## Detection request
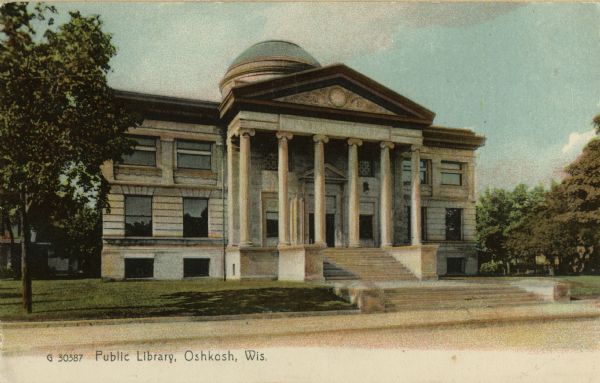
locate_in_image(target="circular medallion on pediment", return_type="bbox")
[328,86,348,107]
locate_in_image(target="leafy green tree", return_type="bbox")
[507,117,600,274]
[0,3,138,312]
[476,184,546,273]
[26,193,102,277]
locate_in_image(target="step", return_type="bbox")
[385,300,547,312]
[385,293,541,305]
[385,286,525,295]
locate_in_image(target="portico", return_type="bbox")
[224,111,432,280]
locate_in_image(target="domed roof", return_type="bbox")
[228,40,321,70]
[220,40,320,97]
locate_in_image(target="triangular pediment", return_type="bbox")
[275,85,395,116]
[225,64,436,124]
[301,164,347,181]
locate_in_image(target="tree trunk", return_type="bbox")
[3,211,15,269]
[20,192,32,313]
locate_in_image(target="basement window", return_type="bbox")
[183,258,210,277]
[124,258,154,279]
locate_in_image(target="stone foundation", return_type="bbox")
[101,244,225,280]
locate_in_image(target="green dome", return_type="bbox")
[228,40,321,70]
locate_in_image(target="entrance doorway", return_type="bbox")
[308,213,336,247]
[326,214,335,247]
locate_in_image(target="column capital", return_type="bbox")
[313,134,329,144]
[276,131,293,141]
[380,141,395,150]
[347,138,363,147]
[410,144,422,152]
[237,128,256,137]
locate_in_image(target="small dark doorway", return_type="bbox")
[308,213,335,247]
[308,213,315,244]
[446,257,465,275]
[326,214,335,247]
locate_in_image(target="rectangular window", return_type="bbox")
[358,159,373,177]
[266,211,278,238]
[177,140,212,170]
[183,198,208,237]
[263,151,293,171]
[124,258,154,279]
[264,152,278,171]
[183,258,210,277]
[402,159,429,185]
[359,214,374,240]
[121,136,157,166]
[445,208,463,241]
[406,206,428,242]
[441,161,463,186]
[125,196,152,237]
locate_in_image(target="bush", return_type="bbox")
[480,260,503,275]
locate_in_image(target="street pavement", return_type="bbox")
[1,301,599,383]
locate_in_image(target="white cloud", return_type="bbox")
[561,129,596,154]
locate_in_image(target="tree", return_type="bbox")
[476,184,546,273]
[30,194,103,277]
[0,3,138,312]
[507,117,600,274]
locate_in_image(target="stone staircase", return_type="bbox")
[322,248,417,282]
[383,283,545,312]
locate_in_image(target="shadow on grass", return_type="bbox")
[0,292,21,299]
[0,287,355,321]
[159,287,353,316]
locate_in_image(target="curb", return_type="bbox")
[1,302,599,355]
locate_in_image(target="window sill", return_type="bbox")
[175,168,217,179]
[116,164,157,169]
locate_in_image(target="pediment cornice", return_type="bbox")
[219,64,436,128]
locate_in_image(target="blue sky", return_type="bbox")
[53,2,600,193]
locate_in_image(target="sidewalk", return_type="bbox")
[2,300,599,355]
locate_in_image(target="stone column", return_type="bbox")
[313,135,329,247]
[347,138,363,247]
[380,141,394,247]
[238,128,255,247]
[277,131,293,246]
[226,135,237,246]
[410,145,422,246]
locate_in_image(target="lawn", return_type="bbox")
[552,275,600,298]
[0,279,355,322]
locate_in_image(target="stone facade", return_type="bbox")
[101,40,485,280]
